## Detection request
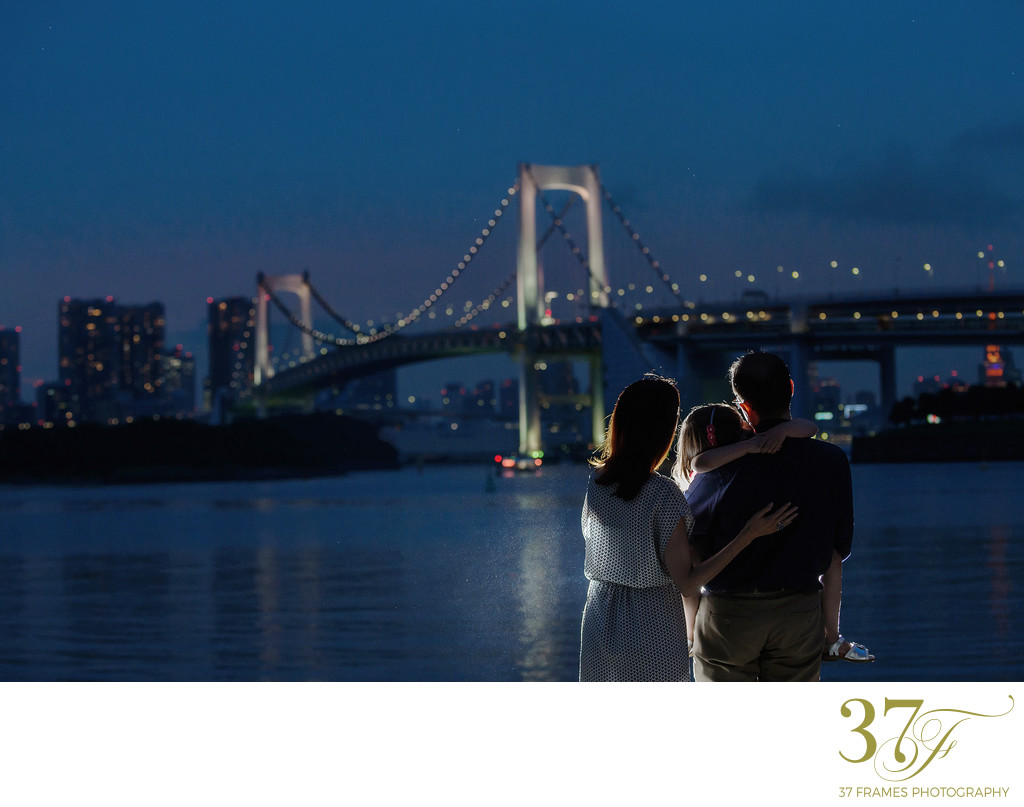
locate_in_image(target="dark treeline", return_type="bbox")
[889,383,1024,426]
[0,412,400,484]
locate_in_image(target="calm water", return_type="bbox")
[0,461,1021,681]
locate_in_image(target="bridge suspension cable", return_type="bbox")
[303,270,364,334]
[599,182,690,306]
[260,181,520,346]
[453,196,578,328]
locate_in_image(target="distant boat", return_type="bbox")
[494,452,543,472]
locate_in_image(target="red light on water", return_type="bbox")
[494,455,502,463]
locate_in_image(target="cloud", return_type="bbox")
[748,125,1023,229]
[950,121,1024,155]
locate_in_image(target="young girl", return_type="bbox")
[672,403,817,656]
[674,403,817,487]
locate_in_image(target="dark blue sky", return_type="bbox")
[2,2,1023,399]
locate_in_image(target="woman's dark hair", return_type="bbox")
[672,403,746,484]
[589,375,680,501]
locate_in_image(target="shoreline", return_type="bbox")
[0,411,400,486]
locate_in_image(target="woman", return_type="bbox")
[579,376,796,681]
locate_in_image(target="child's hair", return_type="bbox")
[672,403,746,484]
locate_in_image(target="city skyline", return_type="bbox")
[3,3,1022,401]
[1,284,1019,419]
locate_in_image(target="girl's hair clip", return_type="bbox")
[706,424,718,447]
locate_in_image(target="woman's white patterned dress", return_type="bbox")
[579,472,694,681]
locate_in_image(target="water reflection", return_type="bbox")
[0,464,1020,681]
[987,525,1012,644]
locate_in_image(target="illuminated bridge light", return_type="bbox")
[700,313,709,321]
[932,310,939,317]
[853,312,861,319]
[917,313,924,320]
[976,310,984,317]
[956,312,963,319]
[791,271,800,279]
[682,314,690,322]
[891,311,899,318]
[699,274,708,282]
[830,260,838,268]
[818,312,827,320]
[747,274,755,282]
[851,267,860,275]
[734,270,742,278]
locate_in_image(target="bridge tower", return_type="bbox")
[516,163,610,455]
[255,273,315,386]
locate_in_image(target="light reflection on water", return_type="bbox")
[0,462,1021,681]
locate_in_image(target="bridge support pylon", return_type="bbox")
[255,272,315,387]
[516,163,610,456]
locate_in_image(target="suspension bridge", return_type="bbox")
[248,163,1024,454]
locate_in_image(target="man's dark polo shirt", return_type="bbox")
[685,420,854,594]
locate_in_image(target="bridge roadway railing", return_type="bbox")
[637,288,1024,351]
[256,287,1024,403]
[256,319,603,398]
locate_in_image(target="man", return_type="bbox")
[685,351,854,681]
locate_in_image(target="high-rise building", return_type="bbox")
[981,345,1019,387]
[59,297,121,423]
[0,327,20,425]
[36,381,71,426]
[206,296,256,408]
[57,297,172,424]
[469,379,497,415]
[334,369,397,410]
[163,344,197,415]
[498,377,518,418]
[118,302,165,402]
[441,381,467,413]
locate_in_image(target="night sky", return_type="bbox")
[3,2,1023,401]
